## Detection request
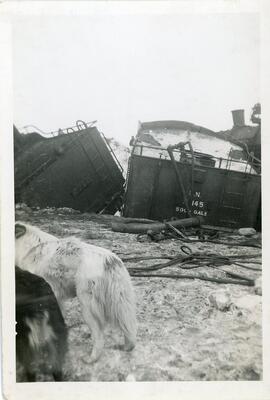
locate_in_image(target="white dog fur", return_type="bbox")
[15,222,137,363]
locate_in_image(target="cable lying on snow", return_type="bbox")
[125,247,261,287]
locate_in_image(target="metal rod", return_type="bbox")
[167,146,192,217]
[130,272,254,286]
[99,131,124,173]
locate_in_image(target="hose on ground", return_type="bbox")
[125,247,260,286]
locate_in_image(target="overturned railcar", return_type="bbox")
[123,138,261,230]
[14,123,125,214]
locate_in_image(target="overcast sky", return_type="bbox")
[13,12,259,145]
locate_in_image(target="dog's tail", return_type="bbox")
[103,255,137,349]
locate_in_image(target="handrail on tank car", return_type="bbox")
[131,143,261,174]
[20,121,98,137]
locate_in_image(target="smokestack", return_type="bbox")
[231,109,245,127]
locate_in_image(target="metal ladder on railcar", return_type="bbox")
[217,173,250,228]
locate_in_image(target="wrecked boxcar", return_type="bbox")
[123,118,261,230]
[14,122,125,214]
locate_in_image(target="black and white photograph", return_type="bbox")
[1,1,270,399]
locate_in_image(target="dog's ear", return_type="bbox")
[15,223,26,239]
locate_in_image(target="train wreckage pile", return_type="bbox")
[14,115,262,380]
[14,114,261,231]
[14,118,262,291]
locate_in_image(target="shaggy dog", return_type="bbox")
[15,222,137,363]
[16,266,67,381]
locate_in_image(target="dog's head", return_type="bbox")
[15,223,27,239]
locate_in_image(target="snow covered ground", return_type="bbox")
[15,206,262,381]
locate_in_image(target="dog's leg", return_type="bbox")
[123,333,136,351]
[53,370,63,382]
[115,333,136,352]
[77,290,105,363]
[82,305,104,363]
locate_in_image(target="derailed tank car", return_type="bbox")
[123,121,261,230]
[14,122,125,214]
